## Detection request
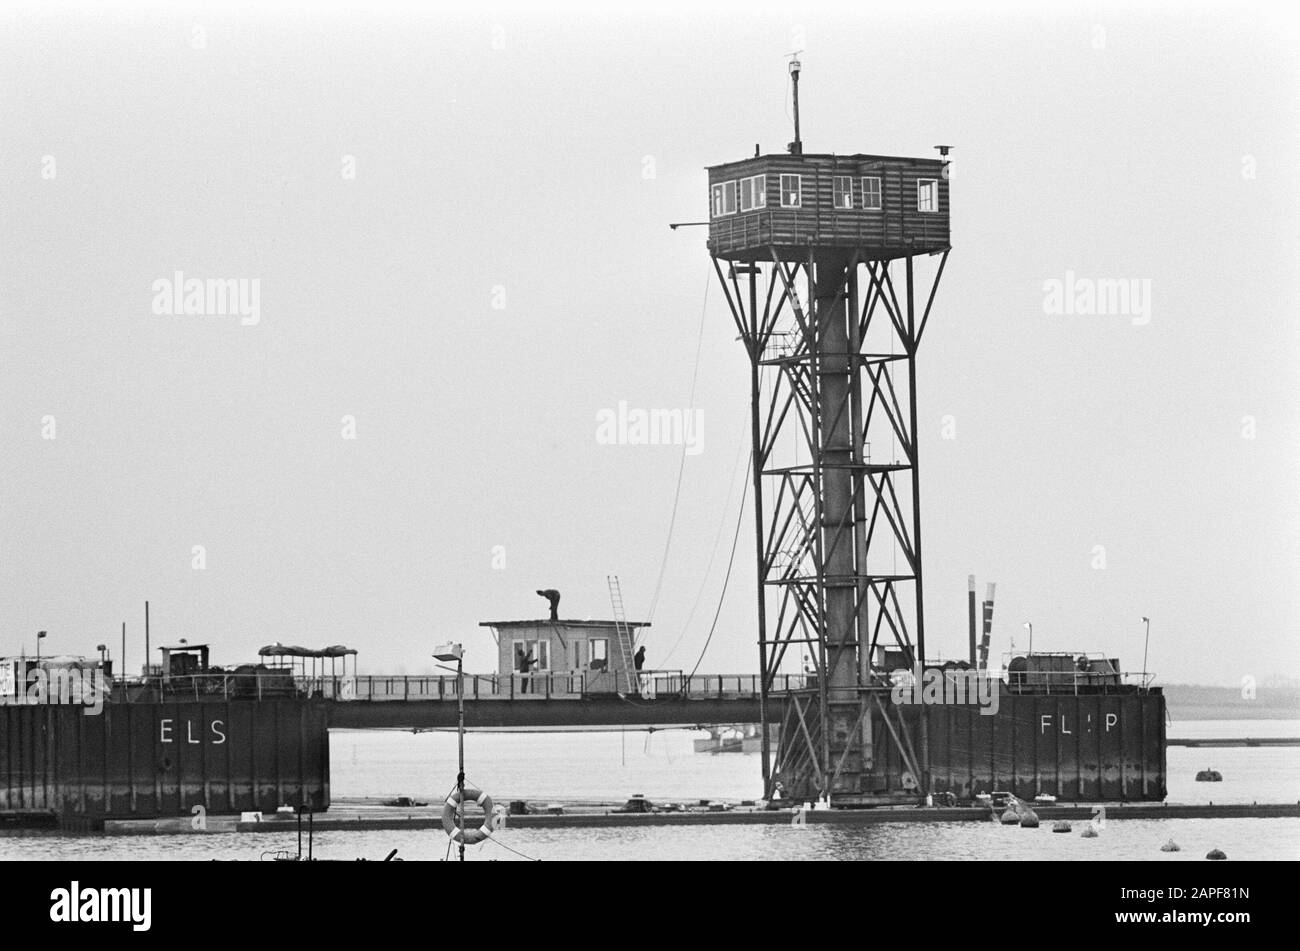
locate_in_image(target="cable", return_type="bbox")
[645,267,711,624]
[488,835,542,862]
[682,453,752,683]
[660,424,749,666]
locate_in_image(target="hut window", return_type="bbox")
[712,181,738,217]
[780,174,802,208]
[589,638,608,671]
[512,639,549,671]
[832,176,853,209]
[862,176,882,210]
[740,174,766,212]
[917,179,938,213]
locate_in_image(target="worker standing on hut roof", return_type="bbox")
[634,646,646,671]
[536,588,560,621]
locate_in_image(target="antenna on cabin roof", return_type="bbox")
[787,52,803,155]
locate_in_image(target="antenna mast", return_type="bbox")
[787,53,803,155]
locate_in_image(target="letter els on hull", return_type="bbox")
[1040,714,1120,734]
[159,719,226,745]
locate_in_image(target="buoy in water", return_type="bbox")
[1160,838,1180,852]
[1019,808,1039,828]
[1052,820,1072,833]
[1206,848,1227,861]
[1081,823,1099,838]
[999,808,1021,825]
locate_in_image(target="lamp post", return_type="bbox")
[36,631,47,663]
[434,642,466,862]
[1023,622,1032,655]
[1141,616,1150,690]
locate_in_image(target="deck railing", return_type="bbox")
[92,670,809,704]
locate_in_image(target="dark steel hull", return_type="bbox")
[778,689,1167,805]
[0,699,329,826]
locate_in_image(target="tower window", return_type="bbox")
[712,181,738,217]
[917,179,938,213]
[740,174,766,212]
[780,174,802,208]
[862,176,882,210]
[832,176,853,209]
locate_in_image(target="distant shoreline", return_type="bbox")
[1163,684,1299,722]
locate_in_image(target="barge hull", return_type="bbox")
[0,699,329,822]
[779,690,1167,804]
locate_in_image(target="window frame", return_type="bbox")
[721,180,738,216]
[917,178,939,214]
[862,176,882,211]
[712,181,739,218]
[832,176,854,210]
[511,638,550,672]
[779,174,803,208]
[589,638,608,670]
[739,174,767,212]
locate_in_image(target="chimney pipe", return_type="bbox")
[980,583,996,670]
[967,576,977,667]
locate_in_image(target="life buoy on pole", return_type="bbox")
[442,786,495,845]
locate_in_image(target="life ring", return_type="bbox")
[442,786,495,845]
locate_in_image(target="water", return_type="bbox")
[2,817,1296,862]
[1,720,1296,861]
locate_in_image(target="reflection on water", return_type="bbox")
[1,818,1297,862]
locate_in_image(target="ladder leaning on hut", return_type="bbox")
[606,575,639,695]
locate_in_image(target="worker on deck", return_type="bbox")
[633,646,646,672]
[516,646,537,694]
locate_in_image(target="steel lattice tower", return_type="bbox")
[703,64,951,804]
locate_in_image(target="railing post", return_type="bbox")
[474,676,479,700]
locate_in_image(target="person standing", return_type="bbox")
[633,646,646,672]
[517,646,536,694]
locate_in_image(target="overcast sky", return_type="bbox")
[1,1,1297,686]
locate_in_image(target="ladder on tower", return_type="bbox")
[607,575,639,695]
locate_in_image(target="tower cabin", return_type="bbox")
[706,152,950,263]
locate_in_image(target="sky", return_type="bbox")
[1,1,1297,687]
